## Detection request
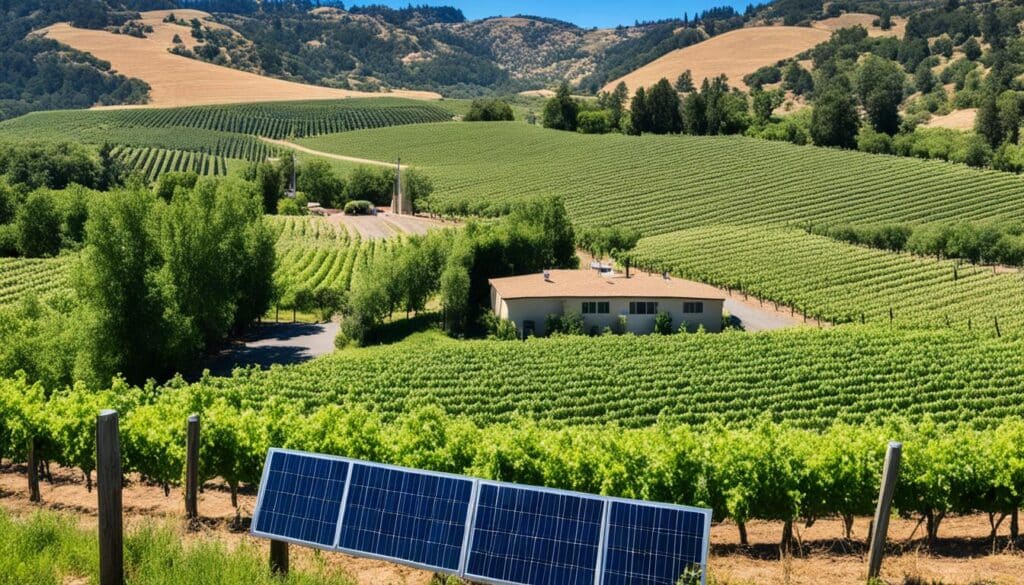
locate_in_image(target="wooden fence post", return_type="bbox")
[27,437,40,503]
[867,441,903,582]
[97,410,123,585]
[995,316,1002,338]
[270,540,289,575]
[185,414,200,521]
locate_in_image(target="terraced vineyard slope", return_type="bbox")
[625,226,1024,334]
[209,328,1024,430]
[299,123,1024,235]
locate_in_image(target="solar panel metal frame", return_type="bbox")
[598,496,713,585]
[251,450,713,585]
[251,448,480,574]
[334,459,478,574]
[250,448,351,553]
[461,480,611,585]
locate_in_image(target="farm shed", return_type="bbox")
[489,269,725,337]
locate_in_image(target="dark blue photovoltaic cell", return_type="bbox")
[466,484,604,585]
[601,502,707,585]
[254,452,349,547]
[338,464,474,571]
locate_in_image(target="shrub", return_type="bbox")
[654,312,673,335]
[576,110,612,134]
[464,99,514,122]
[343,200,373,215]
[276,198,302,215]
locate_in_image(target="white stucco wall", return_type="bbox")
[492,291,724,336]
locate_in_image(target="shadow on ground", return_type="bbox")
[201,321,339,377]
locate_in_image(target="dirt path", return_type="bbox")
[324,211,454,240]
[201,321,340,377]
[2,464,1022,585]
[261,138,401,168]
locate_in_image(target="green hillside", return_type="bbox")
[299,123,1024,235]
[209,327,1024,430]
[626,225,1024,333]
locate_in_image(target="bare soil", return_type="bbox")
[605,27,831,94]
[2,464,1021,584]
[924,109,978,131]
[36,11,440,108]
[812,12,907,38]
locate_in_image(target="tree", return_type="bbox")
[74,187,166,385]
[344,166,392,206]
[542,82,579,132]
[628,87,650,134]
[646,78,683,134]
[298,159,344,207]
[577,110,612,134]
[915,61,937,94]
[601,82,629,129]
[464,99,514,122]
[976,89,1003,148]
[16,191,62,258]
[810,89,860,149]
[782,62,814,96]
[962,37,982,61]
[252,161,283,213]
[681,91,707,135]
[675,70,694,92]
[154,171,198,202]
[997,90,1023,146]
[856,55,905,135]
[752,90,784,125]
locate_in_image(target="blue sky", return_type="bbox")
[350,1,748,28]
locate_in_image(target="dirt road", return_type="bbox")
[261,138,400,168]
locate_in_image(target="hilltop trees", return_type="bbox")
[855,55,905,135]
[810,85,860,149]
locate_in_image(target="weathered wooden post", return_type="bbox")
[26,437,40,503]
[97,410,123,585]
[270,540,289,575]
[867,441,902,582]
[995,316,1002,338]
[185,414,200,520]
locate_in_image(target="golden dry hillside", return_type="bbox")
[37,10,440,108]
[812,12,907,38]
[604,26,831,94]
[923,108,978,130]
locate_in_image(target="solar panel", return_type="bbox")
[337,463,475,572]
[600,500,711,585]
[464,482,606,585]
[251,450,349,549]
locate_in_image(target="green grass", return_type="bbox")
[626,225,1024,334]
[298,122,1024,235]
[210,326,1024,430]
[0,509,354,585]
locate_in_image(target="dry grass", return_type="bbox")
[604,26,831,94]
[36,10,440,109]
[812,12,907,38]
[924,108,978,131]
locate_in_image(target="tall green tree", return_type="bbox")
[74,187,166,385]
[976,89,1003,148]
[15,191,62,258]
[856,55,905,135]
[811,88,860,149]
[298,159,345,208]
[542,82,579,132]
[646,78,683,134]
[629,87,650,135]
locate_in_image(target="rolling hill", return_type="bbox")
[603,26,831,93]
[298,122,1024,234]
[37,10,441,107]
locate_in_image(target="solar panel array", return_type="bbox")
[252,449,712,585]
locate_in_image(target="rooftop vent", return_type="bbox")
[543,270,551,282]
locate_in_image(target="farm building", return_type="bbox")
[489,269,725,337]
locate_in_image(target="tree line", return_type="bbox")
[805,221,1024,267]
[0,177,275,390]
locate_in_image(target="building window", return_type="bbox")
[629,301,658,315]
[582,301,610,314]
[683,302,704,314]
